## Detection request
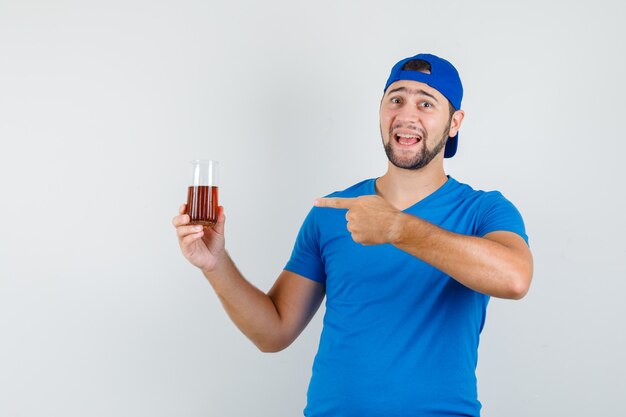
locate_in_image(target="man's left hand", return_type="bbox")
[314,196,404,245]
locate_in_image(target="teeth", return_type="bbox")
[396,133,419,139]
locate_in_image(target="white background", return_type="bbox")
[1,0,625,416]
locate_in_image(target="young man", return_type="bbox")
[173,53,533,416]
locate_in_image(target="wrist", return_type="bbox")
[201,249,229,276]
[388,212,409,245]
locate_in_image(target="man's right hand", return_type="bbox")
[172,202,325,353]
[172,204,226,272]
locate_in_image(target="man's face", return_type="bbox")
[379,79,458,170]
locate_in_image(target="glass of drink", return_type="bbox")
[187,160,219,227]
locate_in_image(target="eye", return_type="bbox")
[390,97,402,104]
[420,101,433,108]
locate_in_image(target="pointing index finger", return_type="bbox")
[314,197,355,209]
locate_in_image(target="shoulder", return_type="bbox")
[447,176,512,206]
[324,178,376,199]
[449,177,528,243]
[302,178,374,222]
[304,178,375,226]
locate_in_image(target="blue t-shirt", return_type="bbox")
[285,176,528,417]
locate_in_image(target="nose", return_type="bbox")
[395,102,420,126]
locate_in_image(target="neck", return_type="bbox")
[375,158,448,211]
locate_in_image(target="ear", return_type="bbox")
[448,110,465,138]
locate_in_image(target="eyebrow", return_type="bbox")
[386,86,439,103]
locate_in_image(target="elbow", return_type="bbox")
[506,268,533,300]
[508,279,529,300]
[257,344,284,353]
[255,338,290,353]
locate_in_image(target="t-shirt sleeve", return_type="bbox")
[284,208,326,284]
[476,191,529,245]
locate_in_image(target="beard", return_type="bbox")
[382,121,451,170]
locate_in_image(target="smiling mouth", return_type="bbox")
[394,132,422,146]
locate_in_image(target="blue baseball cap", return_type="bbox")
[384,53,463,158]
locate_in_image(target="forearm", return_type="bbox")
[392,213,532,299]
[202,253,284,352]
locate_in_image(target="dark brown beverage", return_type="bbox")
[187,185,219,226]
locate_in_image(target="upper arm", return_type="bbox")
[267,270,326,349]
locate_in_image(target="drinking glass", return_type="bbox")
[186,160,219,227]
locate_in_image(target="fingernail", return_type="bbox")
[193,225,203,231]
